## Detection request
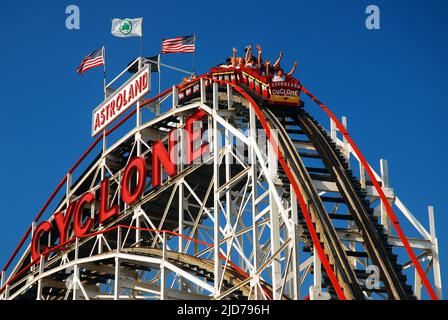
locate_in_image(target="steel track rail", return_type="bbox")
[300,86,438,300]
[293,110,412,299]
[262,107,365,299]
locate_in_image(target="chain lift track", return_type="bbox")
[0,66,442,300]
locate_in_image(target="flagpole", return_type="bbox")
[192,35,196,75]
[139,18,144,65]
[158,54,161,96]
[103,46,107,99]
[139,34,143,60]
[102,46,107,160]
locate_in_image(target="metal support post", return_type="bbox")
[290,187,300,300]
[428,206,442,299]
[178,114,185,253]
[73,238,79,300]
[114,257,120,300]
[161,232,167,300]
[212,82,222,297]
[36,255,44,300]
[380,159,391,233]
[249,103,261,299]
[268,139,281,299]
[173,86,179,108]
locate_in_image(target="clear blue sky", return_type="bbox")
[0,0,446,298]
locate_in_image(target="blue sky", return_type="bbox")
[0,0,446,298]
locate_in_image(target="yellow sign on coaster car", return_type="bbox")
[269,81,302,106]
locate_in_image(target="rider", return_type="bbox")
[272,61,299,82]
[232,47,245,69]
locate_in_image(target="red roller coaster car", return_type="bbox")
[176,67,302,106]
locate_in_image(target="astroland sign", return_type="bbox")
[92,65,149,136]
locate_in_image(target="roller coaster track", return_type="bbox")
[262,106,366,299]
[299,87,439,300]
[262,106,414,299]
[0,68,439,300]
[229,80,437,299]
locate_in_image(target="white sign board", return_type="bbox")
[91,65,150,136]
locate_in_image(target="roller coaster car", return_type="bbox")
[208,67,302,106]
[177,78,201,103]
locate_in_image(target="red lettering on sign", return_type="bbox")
[121,157,147,204]
[152,141,177,187]
[117,93,123,111]
[99,178,119,224]
[110,100,116,118]
[129,83,135,101]
[31,107,214,260]
[100,109,106,125]
[142,74,148,90]
[135,77,142,93]
[123,90,128,107]
[94,114,100,131]
[73,192,95,237]
[31,221,52,262]
[54,201,77,245]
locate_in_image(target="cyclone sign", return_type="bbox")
[32,109,209,262]
[269,81,302,105]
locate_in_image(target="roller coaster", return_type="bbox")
[0,58,442,300]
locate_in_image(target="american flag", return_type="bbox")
[161,35,195,54]
[77,47,105,74]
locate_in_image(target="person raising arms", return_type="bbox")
[273,51,283,70]
[244,45,259,69]
[262,59,276,77]
[272,61,299,82]
[232,47,245,68]
[256,44,263,68]
[245,45,252,65]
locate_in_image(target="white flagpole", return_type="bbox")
[139,37,143,62]
[102,45,107,156]
[192,35,196,75]
[158,54,161,96]
[103,46,107,99]
[139,18,144,67]
[157,54,161,115]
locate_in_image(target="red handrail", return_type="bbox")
[301,86,438,300]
